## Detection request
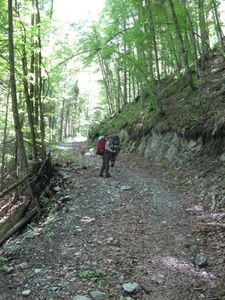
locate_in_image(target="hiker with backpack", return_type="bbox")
[109,134,121,167]
[98,135,116,178]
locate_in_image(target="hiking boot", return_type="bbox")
[111,162,114,167]
[106,174,112,177]
[99,174,103,177]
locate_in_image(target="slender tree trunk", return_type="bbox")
[34,0,46,157]
[98,54,113,114]
[8,0,28,173]
[59,98,65,141]
[182,0,203,82]
[116,65,122,110]
[122,21,128,106]
[65,105,70,138]
[108,65,120,113]
[167,0,197,91]
[211,0,225,54]
[145,0,163,114]
[1,91,10,184]
[18,5,38,160]
[198,0,209,71]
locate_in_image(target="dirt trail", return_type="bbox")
[0,141,222,299]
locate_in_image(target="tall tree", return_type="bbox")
[211,0,225,54]
[198,0,210,71]
[8,0,29,173]
[145,0,163,114]
[167,0,196,91]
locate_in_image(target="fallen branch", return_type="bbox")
[0,174,30,199]
[0,207,38,247]
[197,222,225,229]
[0,154,56,245]
[0,153,52,200]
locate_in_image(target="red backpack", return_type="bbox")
[96,136,106,155]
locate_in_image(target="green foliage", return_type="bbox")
[30,222,38,228]
[40,195,52,207]
[190,244,197,251]
[47,213,56,221]
[19,248,31,255]
[89,101,143,138]
[77,269,107,287]
[0,256,8,267]
[45,231,55,238]
[1,264,10,272]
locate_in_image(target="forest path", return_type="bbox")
[0,140,220,300]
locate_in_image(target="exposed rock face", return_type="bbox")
[119,128,204,165]
[119,124,225,166]
[142,130,203,165]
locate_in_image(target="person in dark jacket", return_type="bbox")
[99,136,116,177]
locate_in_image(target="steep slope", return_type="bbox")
[90,53,225,158]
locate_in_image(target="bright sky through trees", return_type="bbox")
[53,0,106,109]
[54,0,105,22]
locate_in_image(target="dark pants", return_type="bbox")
[99,152,112,176]
[111,152,117,166]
